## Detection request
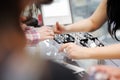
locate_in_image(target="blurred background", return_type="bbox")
[25,0,119,69]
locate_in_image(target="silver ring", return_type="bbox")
[63,48,67,53]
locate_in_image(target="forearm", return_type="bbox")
[64,0,107,33]
[64,18,95,33]
[87,44,120,59]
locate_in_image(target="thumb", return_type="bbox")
[53,22,63,34]
[56,22,63,30]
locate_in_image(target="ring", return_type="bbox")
[63,48,67,53]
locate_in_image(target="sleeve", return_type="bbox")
[24,27,40,46]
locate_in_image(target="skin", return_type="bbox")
[22,24,54,41]
[21,0,55,42]
[35,26,54,41]
[54,0,107,33]
[19,1,120,80]
[90,65,120,80]
[55,1,120,79]
[54,0,120,59]
[36,1,55,41]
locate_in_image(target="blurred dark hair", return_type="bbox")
[35,0,53,5]
[23,17,39,27]
[107,0,120,41]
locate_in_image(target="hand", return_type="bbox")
[36,26,55,41]
[54,22,66,34]
[90,65,120,80]
[21,23,27,31]
[59,43,89,59]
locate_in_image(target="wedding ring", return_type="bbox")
[63,48,67,53]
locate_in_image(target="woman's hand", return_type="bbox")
[36,26,55,41]
[54,22,66,34]
[59,43,90,59]
[90,65,120,80]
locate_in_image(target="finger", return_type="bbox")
[50,32,55,36]
[21,24,27,30]
[59,43,70,52]
[61,43,73,52]
[65,49,72,59]
[67,52,74,59]
[40,26,52,31]
[45,27,53,31]
[65,45,72,53]
[53,26,61,34]
[56,22,63,31]
[54,30,61,34]
[46,29,54,33]
[66,53,72,59]
[56,22,60,29]
[47,31,55,36]
[47,27,53,30]
[44,32,55,36]
[43,36,54,40]
[54,22,63,34]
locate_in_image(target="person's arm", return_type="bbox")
[59,43,120,59]
[54,0,107,33]
[25,27,41,46]
[24,25,54,46]
[88,44,120,59]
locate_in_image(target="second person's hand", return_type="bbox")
[53,22,66,34]
[59,43,90,59]
[36,26,55,41]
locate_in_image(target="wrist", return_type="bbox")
[64,25,72,33]
[80,47,98,59]
[76,47,92,59]
[87,47,104,59]
[83,48,92,59]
